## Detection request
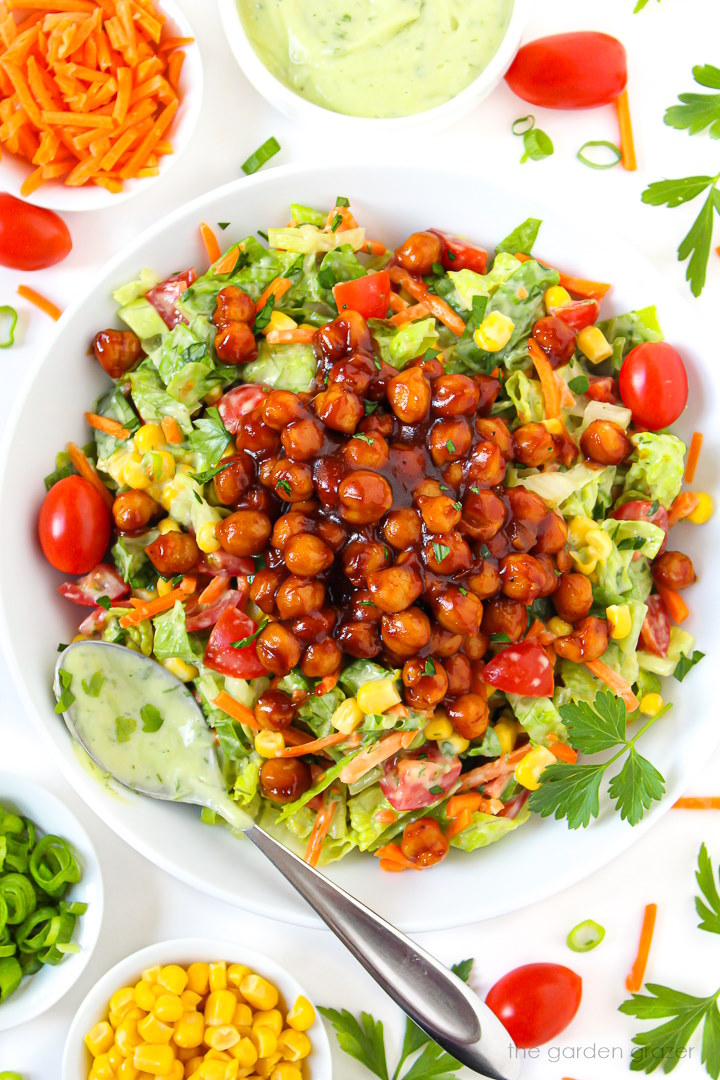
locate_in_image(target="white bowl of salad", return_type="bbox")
[0,163,716,932]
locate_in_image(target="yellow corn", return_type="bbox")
[172,1011,204,1049]
[263,311,297,336]
[570,551,598,576]
[544,285,572,312]
[208,962,228,992]
[111,988,136,1019]
[253,1010,283,1037]
[356,678,401,715]
[240,976,279,1013]
[181,990,202,1010]
[182,1056,204,1076]
[138,1014,174,1044]
[168,1062,183,1080]
[223,1063,240,1080]
[230,1037,258,1067]
[689,492,713,524]
[424,716,453,742]
[116,1017,143,1055]
[277,1030,311,1061]
[123,452,151,490]
[576,326,613,364]
[227,964,250,988]
[198,1062,226,1080]
[270,1066,302,1080]
[133,1044,175,1076]
[587,529,613,561]
[543,418,564,435]
[568,516,596,546]
[204,386,224,405]
[86,1021,115,1057]
[90,1052,116,1080]
[254,731,285,758]
[330,697,364,734]
[233,1003,253,1028]
[473,311,515,352]
[206,1025,241,1051]
[251,1026,278,1059]
[153,994,183,1025]
[640,693,665,717]
[186,963,210,996]
[285,997,315,1034]
[547,617,573,637]
[157,577,175,597]
[118,1059,139,1080]
[493,718,518,756]
[205,990,237,1027]
[161,657,199,683]
[157,517,182,534]
[607,604,632,640]
[197,521,221,554]
[514,745,556,791]
[157,966,188,996]
[136,423,165,454]
[442,733,470,754]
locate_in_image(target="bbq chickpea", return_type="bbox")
[336,621,382,658]
[535,554,560,598]
[291,607,337,644]
[313,456,345,509]
[473,374,502,415]
[653,551,696,590]
[314,384,363,433]
[213,285,255,327]
[216,509,272,556]
[281,418,325,461]
[260,758,312,804]
[367,562,424,613]
[395,230,443,275]
[580,420,631,466]
[462,488,506,540]
[387,368,431,424]
[359,411,394,439]
[431,588,482,636]
[432,374,480,417]
[448,693,489,741]
[262,389,307,430]
[552,573,593,623]
[254,690,295,731]
[481,597,527,642]
[532,511,569,555]
[249,567,285,615]
[513,422,557,467]
[273,461,314,504]
[301,639,343,678]
[256,621,302,675]
[499,554,547,603]
[429,418,472,466]
[144,532,198,576]
[213,453,254,505]
[417,494,462,534]
[93,329,142,378]
[474,417,513,457]
[401,819,449,868]
[348,590,382,623]
[275,576,325,619]
[214,322,257,365]
[444,653,472,695]
[383,508,423,550]
[112,490,161,532]
[272,512,314,551]
[316,518,347,551]
[338,470,393,525]
[554,616,609,663]
[236,413,281,456]
[532,315,576,367]
[380,608,432,658]
[342,431,390,470]
[466,440,505,486]
[506,486,548,524]
[402,657,449,709]
[463,631,490,662]
[235,485,278,517]
[329,353,375,396]
[342,540,392,588]
[284,533,334,576]
[423,532,472,575]
[466,559,501,600]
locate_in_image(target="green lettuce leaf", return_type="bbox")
[129,358,193,433]
[242,340,317,393]
[598,305,663,373]
[507,695,568,747]
[152,601,200,663]
[449,808,530,851]
[505,370,544,424]
[339,660,396,696]
[622,431,686,509]
[112,532,158,589]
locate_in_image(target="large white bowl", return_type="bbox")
[217,0,531,131]
[62,938,332,1080]
[0,163,717,931]
[0,772,103,1031]
[0,0,203,212]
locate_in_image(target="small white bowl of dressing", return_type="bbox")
[218,0,531,131]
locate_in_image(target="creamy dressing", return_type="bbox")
[238,0,513,118]
[58,643,249,829]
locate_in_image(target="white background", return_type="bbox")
[2,0,720,1076]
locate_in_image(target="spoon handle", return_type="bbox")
[245,825,518,1080]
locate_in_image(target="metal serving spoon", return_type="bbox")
[55,640,519,1080]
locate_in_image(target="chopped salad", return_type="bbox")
[43,198,710,871]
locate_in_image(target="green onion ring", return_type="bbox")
[29,836,81,897]
[512,114,536,136]
[0,957,22,1001]
[0,306,17,348]
[567,918,606,952]
[577,140,622,170]
[0,874,37,925]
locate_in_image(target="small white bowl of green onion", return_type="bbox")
[0,772,103,1031]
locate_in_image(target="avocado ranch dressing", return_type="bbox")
[238,0,514,118]
[58,643,249,829]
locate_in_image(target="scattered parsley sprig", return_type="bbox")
[529,691,667,829]
[665,65,720,139]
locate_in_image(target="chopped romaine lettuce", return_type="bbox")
[118,297,168,349]
[505,370,544,424]
[112,532,158,588]
[112,268,161,306]
[638,626,696,677]
[600,599,648,686]
[507,695,568,747]
[92,386,138,461]
[449,808,530,851]
[268,225,366,254]
[622,431,686,509]
[482,259,560,370]
[339,660,396,696]
[598,306,663,373]
[290,204,327,227]
[495,218,542,256]
[152,601,200,663]
[591,521,663,606]
[371,317,439,369]
[508,461,613,511]
[242,340,317,393]
[577,399,632,436]
[129,359,193,433]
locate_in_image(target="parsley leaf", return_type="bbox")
[432,542,451,564]
[318,1009,388,1080]
[529,761,606,829]
[696,843,720,936]
[568,375,590,395]
[253,293,276,333]
[276,479,292,498]
[115,716,136,743]
[665,65,720,139]
[619,983,720,1076]
[232,619,267,650]
[189,460,234,486]
[495,217,542,256]
[608,748,665,826]
[81,672,104,698]
[424,658,436,676]
[642,174,720,297]
[353,433,375,445]
[54,668,75,714]
[561,690,627,752]
[188,407,232,466]
[140,704,164,733]
[675,650,706,682]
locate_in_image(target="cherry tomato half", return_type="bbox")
[38,476,111,575]
[481,641,554,698]
[639,594,671,657]
[618,341,689,431]
[486,963,582,1049]
[203,605,266,679]
[553,299,599,332]
[380,745,461,812]
[428,230,488,274]
[333,271,392,321]
[505,32,627,109]
[612,500,669,554]
[217,385,267,433]
[0,193,72,271]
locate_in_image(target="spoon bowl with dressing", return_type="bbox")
[55,639,519,1080]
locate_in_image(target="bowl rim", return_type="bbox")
[61,936,333,1080]
[0,770,104,1031]
[217,0,532,129]
[0,0,204,213]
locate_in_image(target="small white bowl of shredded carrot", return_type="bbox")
[0,0,202,210]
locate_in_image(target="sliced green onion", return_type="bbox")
[0,306,17,348]
[241,136,280,176]
[567,919,606,952]
[0,874,37,924]
[0,1072,25,1079]
[577,140,622,170]
[0,957,22,1001]
[512,114,535,136]
[29,835,81,898]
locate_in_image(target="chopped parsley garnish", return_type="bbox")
[429,784,444,795]
[96,595,112,611]
[115,716,136,743]
[674,650,705,682]
[140,704,164,733]
[241,135,280,175]
[330,213,343,232]
[189,460,234,486]
[453,500,462,511]
[81,672,104,698]
[276,479,292,497]
[253,293,276,333]
[432,542,451,563]
[364,400,379,415]
[54,669,75,713]
[424,657,436,676]
[335,196,350,207]
[446,439,456,454]
[568,375,590,395]
[352,433,374,444]
[232,618,268,650]
[218,221,230,230]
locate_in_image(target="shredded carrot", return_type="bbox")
[213,247,239,276]
[389,265,466,336]
[445,808,473,840]
[66,441,114,508]
[339,730,417,785]
[179,575,197,595]
[84,411,130,439]
[547,739,578,764]
[514,252,612,300]
[684,432,703,484]
[265,327,316,345]
[374,842,417,871]
[199,221,221,264]
[325,204,359,231]
[656,584,689,624]
[529,338,561,419]
[17,284,62,320]
[119,584,193,627]
[374,807,399,825]
[256,275,292,312]
[584,658,639,712]
[668,492,700,528]
[388,292,409,313]
[304,795,337,868]
[458,745,534,792]
[615,88,637,172]
[626,903,657,992]
[364,239,386,256]
[389,301,430,327]
[446,793,502,819]
[159,416,183,444]
[158,35,194,52]
[213,690,260,730]
[197,574,230,606]
[316,673,338,696]
[279,729,353,759]
[673,797,720,810]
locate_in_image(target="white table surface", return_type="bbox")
[2,0,720,1076]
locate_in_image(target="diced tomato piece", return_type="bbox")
[612,500,669,555]
[585,376,620,404]
[553,299,599,332]
[195,549,255,576]
[429,229,488,274]
[639,594,671,657]
[217,385,267,434]
[380,744,462,812]
[146,269,197,329]
[203,606,267,678]
[481,641,554,697]
[57,563,129,607]
[333,270,392,321]
[185,586,247,632]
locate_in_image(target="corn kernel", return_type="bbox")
[514,745,556,791]
[330,697,364,734]
[441,733,470,754]
[198,1062,226,1080]
[222,1062,240,1080]
[157,517,182,534]
[640,693,665,717]
[143,966,161,985]
[548,617,573,637]
[144,450,176,483]
[277,1030,311,1061]
[252,1010,283,1037]
[157,577,175,597]
[356,678,401,715]
[606,604,632,640]
[270,1067,302,1080]
[256,1057,282,1079]
[424,716,453,742]
[227,965,250,989]
[162,657,199,683]
[85,1021,115,1057]
[108,1046,124,1070]
[544,285,572,312]
[568,516,596,546]
[91,1052,116,1080]
[230,1037,257,1068]
[124,453,151,490]
[569,551,598,576]
[136,423,165,454]
[232,1003,253,1028]
[587,528,613,561]
[208,962,228,992]
[156,966,188,996]
[473,311,515,352]
[134,983,156,1013]
[173,1010,205,1049]
[197,520,221,554]
[205,990,237,1027]
[186,963,210,996]
[168,1062,184,1080]
[254,731,285,758]
[263,311,297,336]
[576,326,613,364]
[116,1017,143,1055]
[206,1026,241,1051]
[689,492,713,524]
[183,1056,204,1076]
[118,1060,139,1080]
[181,990,203,1010]
[154,994,184,1025]
[111,988,137,1019]
[138,1013,174,1044]
[493,718,518,757]
[542,417,564,435]
[133,1044,175,1076]
[205,1049,232,1062]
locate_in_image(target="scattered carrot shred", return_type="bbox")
[584,658,639,712]
[84,411,130,439]
[389,301,430,327]
[17,284,62,320]
[200,220,221,264]
[684,432,703,483]
[615,87,637,172]
[529,338,561,419]
[656,584,690,624]
[374,842,417,872]
[256,275,292,312]
[673,797,720,810]
[389,265,466,336]
[118,584,193,627]
[279,729,352,759]
[212,246,239,276]
[213,690,260,730]
[160,416,183,444]
[626,903,657,992]
[445,808,473,840]
[304,795,337,868]
[197,574,230,606]
[66,440,114,508]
